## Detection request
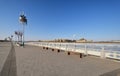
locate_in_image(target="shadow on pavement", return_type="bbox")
[0,42,17,76]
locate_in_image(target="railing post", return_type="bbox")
[60,43,61,50]
[55,43,56,49]
[66,44,68,51]
[101,46,106,59]
[114,52,117,59]
[74,43,76,52]
[57,43,60,53]
[47,42,48,47]
[85,44,87,55]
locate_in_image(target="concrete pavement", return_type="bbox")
[0,42,17,76]
[0,42,11,72]
[0,42,120,76]
[15,45,120,76]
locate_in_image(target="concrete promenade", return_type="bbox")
[0,42,11,73]
[0,42,120,76]
[0,42,17,76]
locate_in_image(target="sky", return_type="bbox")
[0,0,120,41]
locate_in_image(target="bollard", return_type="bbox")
[57,49,60,53]
[46,47,48,50]
[80,53,82,58]
[43,47,45,49]
[68,52,70,55]
[52,49,54,51]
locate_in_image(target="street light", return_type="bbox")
[19,12,27,47]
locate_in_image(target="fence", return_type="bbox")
[25,42,120,60]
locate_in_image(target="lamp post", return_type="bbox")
[19,12,27,47]
[73,34,76,51]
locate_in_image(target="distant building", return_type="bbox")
[54,39,73,42]
[39,38,93,43]
[76,38,93,43]
[76,38,87,42]
[111,40,120,42]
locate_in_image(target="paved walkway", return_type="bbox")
[0,42,11,72]
[0,42,120,76]
[0,42,17,76]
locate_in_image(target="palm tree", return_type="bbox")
[15,31,19,42]
[19,31,23,43]
[15,31,23,43]
[19,15,27,24]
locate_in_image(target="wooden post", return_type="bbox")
[80,53,82,58]
[52,49,54,51]
[68,52,70,55]
[57,49,60,53]
[46,47,48,50]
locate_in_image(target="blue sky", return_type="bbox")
[0,0,120,41]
